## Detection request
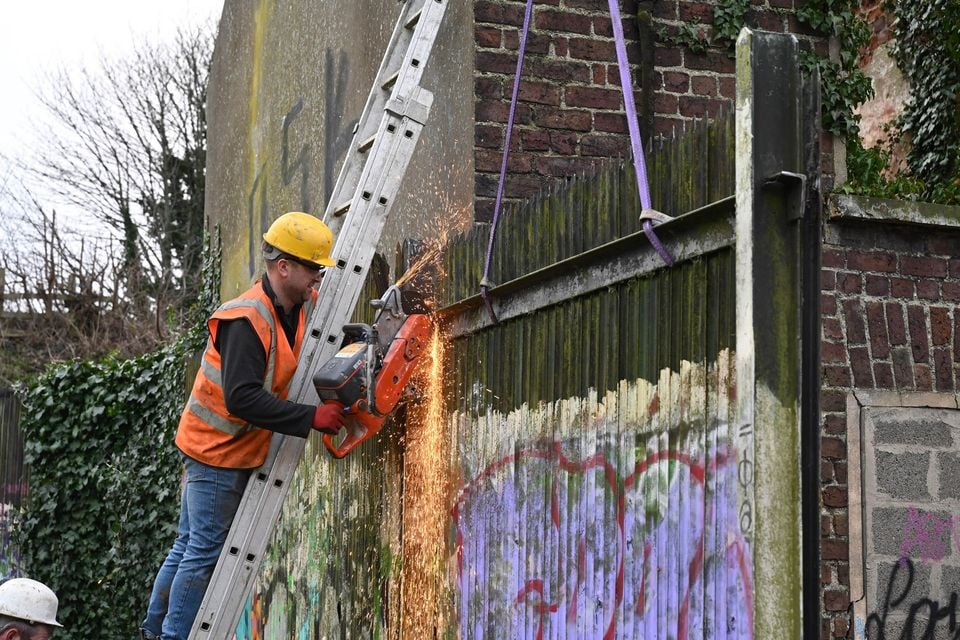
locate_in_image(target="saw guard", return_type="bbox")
[322,313,432,458]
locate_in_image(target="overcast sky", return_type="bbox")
[0,1,223,159]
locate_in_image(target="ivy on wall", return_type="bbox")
[12,236,221,639]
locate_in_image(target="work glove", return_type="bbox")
[313,403,346,435]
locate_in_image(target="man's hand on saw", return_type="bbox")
[312,403,346,435]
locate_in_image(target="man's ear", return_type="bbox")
[0,627,20,640]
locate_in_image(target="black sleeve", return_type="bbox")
[215,319,314,437]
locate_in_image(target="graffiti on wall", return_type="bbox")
[452,358,752,639]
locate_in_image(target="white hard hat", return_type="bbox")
[0,578,63,627]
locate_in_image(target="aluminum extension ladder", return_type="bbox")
[189,0,447,636]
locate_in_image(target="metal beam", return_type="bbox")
[438,196,735,339]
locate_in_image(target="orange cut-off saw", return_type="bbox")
[312,285,431,458]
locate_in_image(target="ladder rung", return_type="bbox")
[333,201,351,217]
[382,69,400,91]
[357,134,376,153]
[405,8,423,29]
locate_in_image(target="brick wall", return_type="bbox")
[473,0,830,220]
[819,212,960,638]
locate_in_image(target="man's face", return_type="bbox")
[0,623,52,640]
[281,258,325,303]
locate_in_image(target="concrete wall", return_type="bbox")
[205,0,474,298]
[821,194,960,638]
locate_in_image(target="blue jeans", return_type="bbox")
[142,454,251,640]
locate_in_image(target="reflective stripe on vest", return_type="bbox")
[187,298,279,436]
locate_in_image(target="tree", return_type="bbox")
[26,23,212,314]
[0,23,215,382]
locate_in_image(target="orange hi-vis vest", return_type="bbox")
[175,280,317,468]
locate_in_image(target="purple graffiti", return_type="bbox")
[452,439,753,639]
[899,507,956,563]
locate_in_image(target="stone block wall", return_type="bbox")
[472,0,828,220]
[820,195,960,638]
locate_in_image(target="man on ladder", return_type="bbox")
[139,212,348,640]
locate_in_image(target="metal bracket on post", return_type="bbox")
[763,170,807,221]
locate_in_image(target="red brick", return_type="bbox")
[568,37,617,62]
[654,116,684,136]
[931,307,952,345]
[822,341,847,365]
[915,363,933,391]
[533,156,597,177]
[662,70,690,93]
[475,76,503,100]
[719,76,736,99]
[865,302,890,358]
[886,302,907,345]
[679,1,715,23]
[476,124,504,148]
[548,130,578,154]
[474,197,495,222]
[821,539,849,560]
[591,64,605,85]
[474,0,505,24]
[526,57,592,82]
[891,277,915,298]
[822,292,838,315]
[838,272,862,293]
[902,255,948,278]
[824,317,843,340]
[822,248,845,268]
[943,282,960,302]
[515,129,546,152]
[848,249,896,273]
[752,8,785,31]
[592,16,640,38]
[835,462,848,484]
[935,348,954,391]
[824,588,850,612]
[654,46,683,67]
[832,616,851,638]
[477,50,519,75]
[908,305,930,363]
[917,279,941,301]
[865,275,889,296]
[834,514,849,537]
[475,148,532,173]
[821,269,836,290]
[565,85,622,109]
[951,259,960,278]
[821,461,835,482]
[684,50,736,73]
[822,436,846,459]
[519,80,561,105]
[850,346,873,387]
[691,74,717,97]
[554,36,569,57]
[594,112,628,133]
[533,106,592,131]
[502,30,551,55]
[653,0,678,19]
[476,25,502,48]
[655,92,679,114]
[821,553,834,575]
[874,362,894,388]
[535,9,592,34]
[822,390,847,412]
[474,171,543,198]
[843,299,867,344]
[824,365,851,387]
[679,95,726,118]
[892,347,915,388]
[476,100,534,125]
[824,413,846,435]
[579,134,630,156]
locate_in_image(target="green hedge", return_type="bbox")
[13,239,220,638]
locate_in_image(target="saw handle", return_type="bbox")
[321,403,379,459]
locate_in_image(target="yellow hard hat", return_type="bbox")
[262,212,336,267]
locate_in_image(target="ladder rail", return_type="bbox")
[187,0,447,636]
